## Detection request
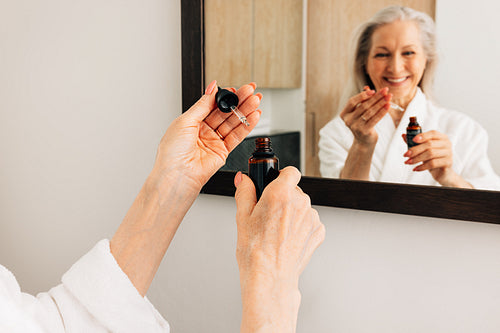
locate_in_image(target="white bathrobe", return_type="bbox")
[318,88,500,190]
[0,239,170,333]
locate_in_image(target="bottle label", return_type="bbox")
[407,129,422,148]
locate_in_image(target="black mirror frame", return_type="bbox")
[180,0,500,224]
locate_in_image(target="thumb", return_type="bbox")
[183,80,218,122]
[234,172,257,219]
[402,133,408,144]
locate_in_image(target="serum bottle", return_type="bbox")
[248,137,279,200]
[406,116,422,149]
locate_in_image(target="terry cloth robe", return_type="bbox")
[0,239,170,333]
[318,88,500,190]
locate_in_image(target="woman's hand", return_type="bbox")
[403,130,472,188]
[151,80,262,194]
[338,86,391,180]
[340,86,391,147]
[234,167,325,333]
[111,81,262,297]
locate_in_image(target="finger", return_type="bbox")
[234,172,257,219]
[411,130,446,145]
[349,88,388,121]
[355,88,389,116]
[270,166,302,189]
[215,94,262,137]
[405,148,450,165]
[361,93,391,122]
[204,83,256,130]
[223,109,262,152]
[413,157,450,172]
[235,82,257,105]
[364,102,390,127]
[405,138,448,158]
[402,133,408,144]
[198,121,229,153]
[340,89,376,118]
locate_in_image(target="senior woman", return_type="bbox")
[318,5,500,190]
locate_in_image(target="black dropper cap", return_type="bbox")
[215,87,239,113]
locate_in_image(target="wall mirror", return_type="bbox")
[181,0,500,224]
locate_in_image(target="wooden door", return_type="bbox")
[305,0,435,176]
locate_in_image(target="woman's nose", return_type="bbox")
[388,54,404,73]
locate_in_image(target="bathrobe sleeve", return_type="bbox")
[318,117,354,178]
[0,239,170,333]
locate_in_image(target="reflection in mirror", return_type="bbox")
[204,0,500,192]
[316,5,500,191]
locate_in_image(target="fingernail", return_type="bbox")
[249,82,257,89]
[414,135,422,142]
[256,93,263,101]
[384,94,392,101]
[205,80,217,95]
[234,171,242,187]
[405,159,412,164]
[367,90,375,96]
[381,87,389,94]
[404,150,412,157]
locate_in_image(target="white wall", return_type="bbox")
[434,0,500,173]
[1,1,500,332]
[0,0,180,293]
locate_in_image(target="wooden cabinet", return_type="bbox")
[205,0,303,88]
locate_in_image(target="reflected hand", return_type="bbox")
[234,167,325,332]
[152,81,262,193]
[403,130,462,186]
[340,86,391,146]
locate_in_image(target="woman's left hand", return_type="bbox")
[403,130,471,188]
[151,80,262,193]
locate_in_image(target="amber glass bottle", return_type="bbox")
[406,116,422,149]
[248,137,279,200]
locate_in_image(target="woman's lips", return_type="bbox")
[384,76,408,84]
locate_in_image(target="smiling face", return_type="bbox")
[365,20,427,107]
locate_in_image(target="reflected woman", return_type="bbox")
[318,5,500,190]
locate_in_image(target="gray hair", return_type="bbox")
[339,6,437,112]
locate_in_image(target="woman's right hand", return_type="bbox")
[234,167,325,333]
[340,86,391,147]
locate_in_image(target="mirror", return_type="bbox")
[202,0,500,191]
[181,0,500,223]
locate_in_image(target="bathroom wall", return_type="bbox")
[0,0,499,332]
[434,0,500,172]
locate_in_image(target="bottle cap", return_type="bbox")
[215,87,239,113]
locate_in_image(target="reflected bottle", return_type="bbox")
[248,137,279,200]
[406,116,422,149]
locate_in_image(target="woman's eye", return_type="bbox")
[403,51,416,56]
[374,53,389,58]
